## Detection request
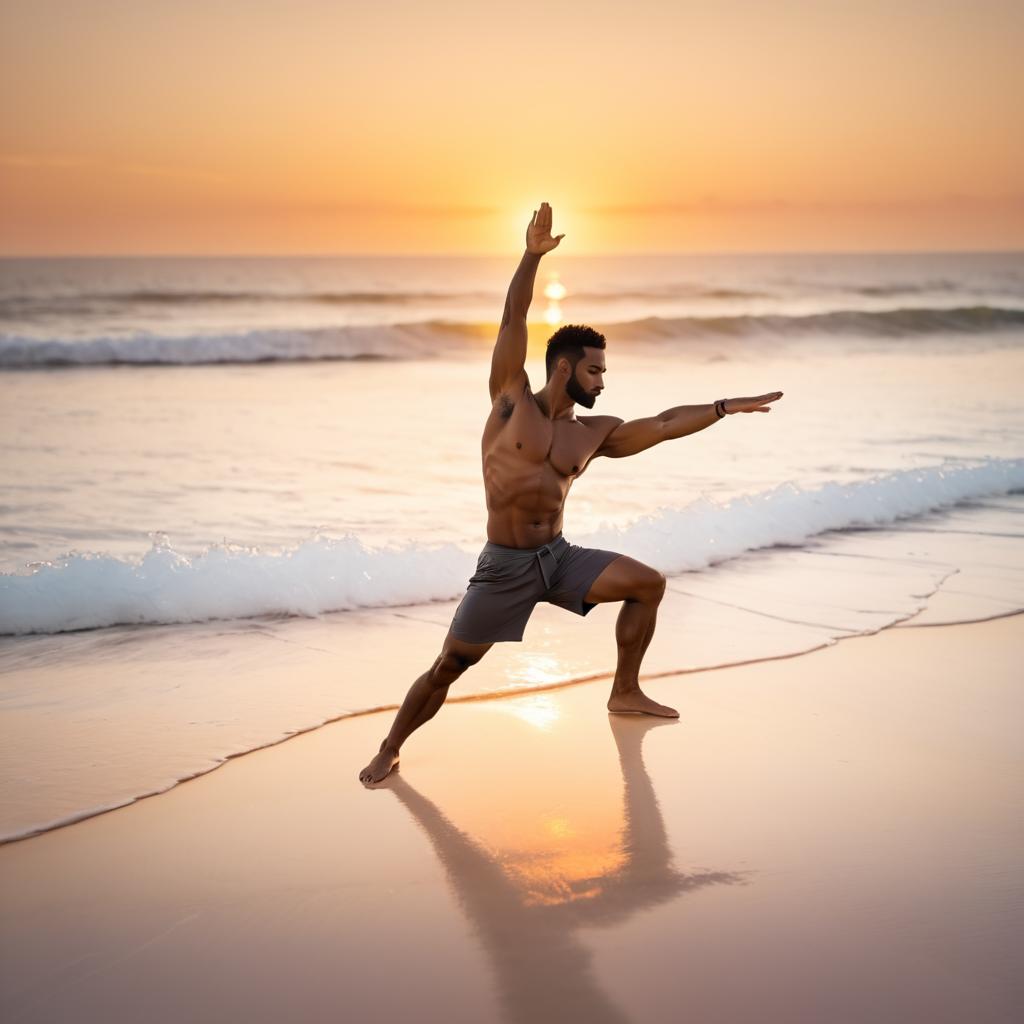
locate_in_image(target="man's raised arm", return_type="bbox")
[489,202,564,401]
[595,392,784,458]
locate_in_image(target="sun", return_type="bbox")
[543,272,566,325]
[543,275,567,302]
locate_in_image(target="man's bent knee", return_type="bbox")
[428,639,490,687]
[585,556,667,607]
[632,569,666,605]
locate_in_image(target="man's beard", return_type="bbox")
[566,373,596,409]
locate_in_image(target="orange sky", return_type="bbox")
[1,0,1022,255]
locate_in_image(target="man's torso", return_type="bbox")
[481,377,617,548]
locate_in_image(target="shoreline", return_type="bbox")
[2,615,1021,1022]
[4,603,1020,848]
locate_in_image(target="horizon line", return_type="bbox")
[3,247,1023,260]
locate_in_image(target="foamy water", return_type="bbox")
[3,459,1021,635]
[1,251,1022,843]
[2,306,1023,366]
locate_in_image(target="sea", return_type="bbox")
[1,251,1023,842]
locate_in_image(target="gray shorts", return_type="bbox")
[449,533,622,644]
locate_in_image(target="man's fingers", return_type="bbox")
[532,202,555,233]
[529,203,563,234]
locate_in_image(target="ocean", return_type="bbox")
[1,251,1023,842]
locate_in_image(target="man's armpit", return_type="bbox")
[491,374,531,417]
[497,392,515,419]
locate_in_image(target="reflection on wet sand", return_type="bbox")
[386,712,745,1024]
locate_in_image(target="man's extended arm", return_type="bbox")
[489,251,540,400]
[595,392,784,458]
[489,202,564,401]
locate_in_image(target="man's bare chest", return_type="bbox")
[487,395,599,479]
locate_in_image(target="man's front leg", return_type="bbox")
[358,633,492,785]
[583,556,679,718]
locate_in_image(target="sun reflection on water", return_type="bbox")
[497,836,627,907]
[486,692,562,730]
[543,271,566,325]
[508,651,566,688]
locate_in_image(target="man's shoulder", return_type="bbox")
[578,413,623,433]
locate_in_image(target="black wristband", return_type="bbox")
[714,399,726,419]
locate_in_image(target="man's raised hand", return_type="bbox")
[526,202,565,255]
[725,392,784,413]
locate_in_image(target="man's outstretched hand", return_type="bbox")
[725,392,784,413]
[526,202,565,255]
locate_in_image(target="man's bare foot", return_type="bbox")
[607,689,679,718]
[359,739,400,784]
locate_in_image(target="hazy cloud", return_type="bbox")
[0,153,231,185]
[588,195,1024,217]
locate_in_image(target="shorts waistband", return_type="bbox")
[482,532,566,557]
[481,533,568,590]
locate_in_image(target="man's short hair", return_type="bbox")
[545,324,606,380]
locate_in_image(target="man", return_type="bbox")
[359,202,782,784]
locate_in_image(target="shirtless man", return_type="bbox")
[359,202,783,784]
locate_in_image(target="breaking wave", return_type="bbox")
[2,305,1021,366]
[619,305,1024,341]
[0,321,486,366]
[2,458,1021,635]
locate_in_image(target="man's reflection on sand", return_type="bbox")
[385,713,745,1024]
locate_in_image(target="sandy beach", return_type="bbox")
[2,613,1021,1023]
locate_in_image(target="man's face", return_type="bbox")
[565,346,606,409]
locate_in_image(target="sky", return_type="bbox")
[1,0,1022,255]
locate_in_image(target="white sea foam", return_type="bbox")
[583,457,1024,570]
[2,305,1022,366]
[619,305,1024,343]
[0,321,479,366]
[2,458,1021,636]
[0,538,475,635]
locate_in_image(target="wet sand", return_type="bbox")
[1,615,1022,1023]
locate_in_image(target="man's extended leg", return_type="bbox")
[358,631,493,784]
[583,556,677,717]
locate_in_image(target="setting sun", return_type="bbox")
[1,2,1021,254]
